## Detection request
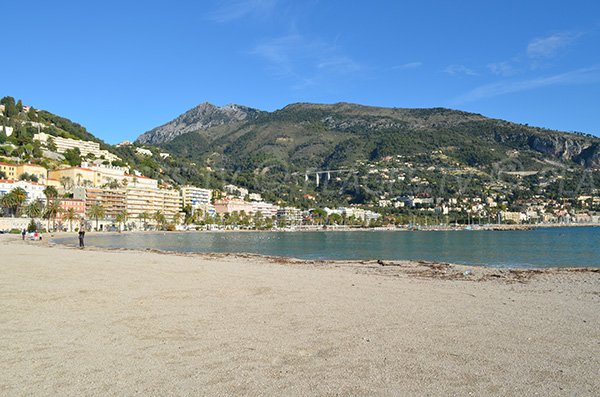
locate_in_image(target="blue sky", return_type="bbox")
[2,0,599,143]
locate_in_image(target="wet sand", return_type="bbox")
[1,235,599,396]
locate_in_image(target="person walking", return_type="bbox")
[78,229,85,248]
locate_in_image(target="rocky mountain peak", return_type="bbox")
[136,102,263,145]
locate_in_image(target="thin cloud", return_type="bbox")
[527,32,581,58]
[453,65,600,104]
[487,61,517,77]
[392,62,423,70]
[444,64,477,76]
[207,0,278,23]
[250,33,363,85]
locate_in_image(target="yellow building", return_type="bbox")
[0,162,48,181]
[48,167,96,189]
[125,187,182,223]
[0,162,17,179]
[15,164,48,182]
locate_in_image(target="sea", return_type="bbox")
[52,226,600,268]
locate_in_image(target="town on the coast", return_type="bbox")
[2,97,600,234]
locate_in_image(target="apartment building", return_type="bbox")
[0,179,46,204]
[48,167,96,188]
[34,132,120,162]
[54,199,86,222]
[0,162,47,181]
[0,162,17,179]
[276,207,304,224]
[250,201,279,218]
[125,186,182,222]
[73,187,127,220]
[15,164,48,181]
[181,185,212,210]
[214,198,254,215]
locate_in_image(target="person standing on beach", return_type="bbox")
[78,229,85,248]
[21,228,26,240]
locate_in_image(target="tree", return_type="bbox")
[138,211,150,230]
[16,99,23,113]
[75,173,83,186]
[63,148,81,166]
[43,185,58,205]
[115,210,128,232]
[25,200,44,220]
[43,200,62,231]
[89,203,105,231]
[46,137,57,152]
[153,210,166,230]
[1,96,17,117]
[2,187,28,217]
[64,207,79,232]
[59,176,73,191]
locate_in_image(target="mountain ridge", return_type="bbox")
[138,101,600,170]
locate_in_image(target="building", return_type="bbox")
[135,147,153,156]
[250,201,279,218]
[15,164,48,182]
[34,132,120,162]
[223,184,249,199]
[48,167,96,189]
[0,162,17,179]
[125,186,182,223]
[181,185,212,211]
[0,162,48,182]
[214,198,254,215]
[73,187,127,220]
[501,211,525,224]
[54,199,86,222]
[0,179,46,204]
[277,207,303,225]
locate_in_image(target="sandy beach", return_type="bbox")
[1,235,599,396]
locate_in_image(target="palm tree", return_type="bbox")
[115,210,129,232]
[153,210,166,230]
[25,200,44,221]
[75,173,83,186]
[172,212,182,225]
[59,176,73,191]
[43,185,58,207]
[64,207,78,232]
[132,176,138,187]
[138,211,150,230]
[89,203,105,231]
[43,200,62,232]
[1,187,28,217]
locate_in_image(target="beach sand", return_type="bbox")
[1,235,599,396]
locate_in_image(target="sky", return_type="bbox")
[2,0,600,143]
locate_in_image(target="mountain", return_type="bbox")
[138,102,600,170]
[137,102,263,145]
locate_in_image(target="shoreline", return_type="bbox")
[1,235,599,395]
[47,227,600,272]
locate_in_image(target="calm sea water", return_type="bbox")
[53,227,600,268]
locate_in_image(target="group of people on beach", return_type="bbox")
[20,223,85,248]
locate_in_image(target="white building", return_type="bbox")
[181,185,212,210]
[0,179,46,204]
[135,147,153,156]
[34,132,120,162]
[250,201,279,218]
[224,184,249,199]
